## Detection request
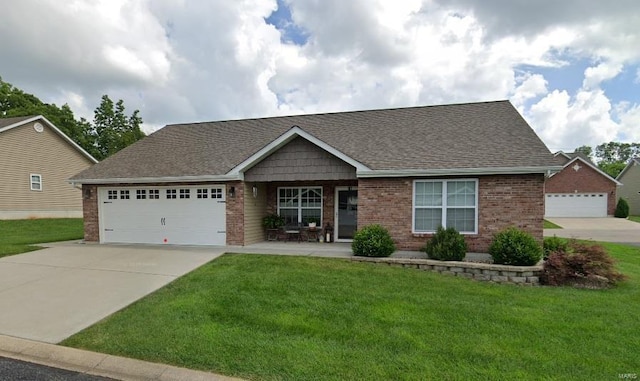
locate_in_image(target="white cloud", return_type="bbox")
[0,0,639,153]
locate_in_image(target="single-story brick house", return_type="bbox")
[70,100,560,252]
[545,151,621,217]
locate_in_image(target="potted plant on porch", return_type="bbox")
[262,213,285,241]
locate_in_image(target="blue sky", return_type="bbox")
[1,0,639,153]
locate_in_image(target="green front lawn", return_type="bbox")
[544,219,562,229]
[629,216,640,223]
[0,218,84,257]
[63,243,639,380]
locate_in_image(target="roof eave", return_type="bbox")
[68,174,241,186]
[356,166,563,178]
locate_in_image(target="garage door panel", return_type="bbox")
[99,186,226,246]
[545,193,607,218]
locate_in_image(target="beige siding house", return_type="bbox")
[617,158,640,215]
[0,116,98,219]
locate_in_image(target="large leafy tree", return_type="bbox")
[573,142,639,178]
[1,77,145,160]
[91,95,145,160]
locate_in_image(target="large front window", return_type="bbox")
[278,187,322,225]
[413,179,478,234]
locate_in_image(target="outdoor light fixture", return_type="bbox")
[252,185,258,198]
[228,186,236,198]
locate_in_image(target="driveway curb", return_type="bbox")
[0,335,242,381]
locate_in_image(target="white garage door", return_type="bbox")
[98,186,226,245]
[545,193,607,218]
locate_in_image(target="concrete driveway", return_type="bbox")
[544,217,640,246]
[0,243,224,344]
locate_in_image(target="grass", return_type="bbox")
[629,215,640,223]
[63,244,640,380]
[0,218,84,257]
[544,219,563,229]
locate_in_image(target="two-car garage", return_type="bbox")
[544,193,608,218]
[98,185,226,245]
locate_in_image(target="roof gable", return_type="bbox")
[556,156,622,185]
[71,100,560,183]
[0,115,98,164]
[616,158,640,180]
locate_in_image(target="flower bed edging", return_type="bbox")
[351,257,543,285]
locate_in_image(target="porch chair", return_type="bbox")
[284,222,303,242]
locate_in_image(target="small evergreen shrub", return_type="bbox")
[424,226,467,261]
[488,227,543,266]
[614,198,630,218]
[352,224,396,257]
[543,241,626,288]
[543,236,569,258]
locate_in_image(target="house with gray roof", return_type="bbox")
[70,100,560,251]
[616,158,640,215]
[545,151,621,217]
[1,115,98,219]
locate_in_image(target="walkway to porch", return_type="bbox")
[226,241,427,259]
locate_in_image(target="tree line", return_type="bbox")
[574,142,640,178]
[0,77,144,161]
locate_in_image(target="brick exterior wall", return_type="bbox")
[82,184,99,242]
[545,162,617,215]
[225,180,244,245]
[358,174,545,252]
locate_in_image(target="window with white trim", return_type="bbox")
[166,189,176,199]
[30,174,42,191]
[120,190,130,199]
[211,188,223,199]
[149,189,160,199]
[197,189,208,199]
[136,189,147,199]
[107,190,118,200]
[278,187,322,225]
[179,188,190,199]
[413,179,478,234]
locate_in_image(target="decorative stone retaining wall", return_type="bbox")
[352,257,543,286]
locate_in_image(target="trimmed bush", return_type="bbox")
[424,226,467,261]
[488,227,542,266]
[543,236,569,258]
[543,241,626,288]
[352,224,396,257]
[614,198,630,218]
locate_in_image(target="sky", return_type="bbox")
[1,0,639,153]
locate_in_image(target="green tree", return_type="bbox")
[594,141,640,178]
[574,145,593,160]
[91,95,145,160]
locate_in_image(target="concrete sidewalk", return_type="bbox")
[0,335,241,381]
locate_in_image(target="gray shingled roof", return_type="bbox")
[71,100,558,182]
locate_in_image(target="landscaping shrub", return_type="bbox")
[352,224,396,257]
[543,241,626,288]
[488,227,542,266]
[424,226,467,261]
[543,236,569,258]
[614,198,630,218]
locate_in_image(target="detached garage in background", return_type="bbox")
[545,151,621,217]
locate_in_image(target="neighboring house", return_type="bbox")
[544,151,621,217]
[0,115,98,219]
[70,100,560,252]
[616,158,640,215]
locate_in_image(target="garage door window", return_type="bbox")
[149,189,160,199]
[180,189,190,199]
[197,189,208,198]
[211,188,223,199]
[136,190,147,199]
[120,190,130,199]
[108,190,118,200]
[166,189,176,199]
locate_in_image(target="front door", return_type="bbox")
[335,187,358,241]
